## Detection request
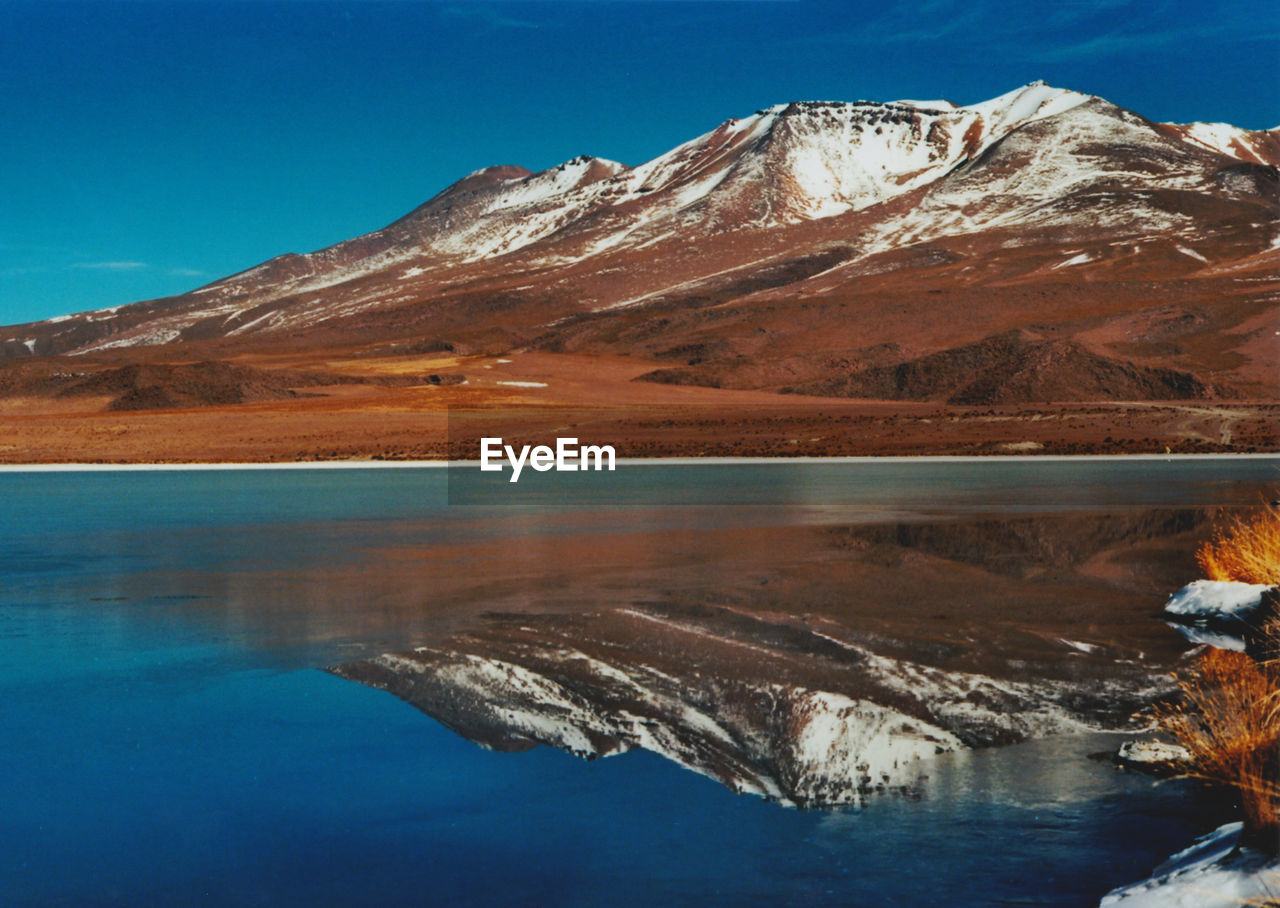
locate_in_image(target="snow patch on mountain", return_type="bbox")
[1055,252,1096,268]
[77,326,183,353]
[1172,121,1280,166]
[968,81,1089,137]
[452,157,626,233]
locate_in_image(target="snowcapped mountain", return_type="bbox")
[2,81,1276,405]
[214,83,1103,273]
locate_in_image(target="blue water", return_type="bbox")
[2,460,1272,906]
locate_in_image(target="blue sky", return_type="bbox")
[2,0,1277,324]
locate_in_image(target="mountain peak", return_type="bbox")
[461,164,533,183]
[967,82,1091,127]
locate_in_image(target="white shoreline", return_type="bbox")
[0,453,1276,472]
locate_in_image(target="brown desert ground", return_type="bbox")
[0,347,1276,463]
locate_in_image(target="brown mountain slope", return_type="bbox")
[771,331,1216,404]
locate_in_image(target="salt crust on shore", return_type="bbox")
[1101,822,1280,907]
[0,452,1275,472]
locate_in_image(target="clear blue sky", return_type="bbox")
[2,0,1277,325]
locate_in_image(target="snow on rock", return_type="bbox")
[1163,580,1277,652]
[1115,738,1190,769]
[1100,822,1280,907]
[1163,580,1273,621]
[782,691,960,803]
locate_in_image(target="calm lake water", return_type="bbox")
[2,458,1276,905]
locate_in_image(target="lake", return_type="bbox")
[2,457,1275,905]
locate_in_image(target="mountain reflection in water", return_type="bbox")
[333,508,1210,807]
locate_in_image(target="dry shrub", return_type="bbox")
[1196,506,1280,585]
[1156,630,1280,854]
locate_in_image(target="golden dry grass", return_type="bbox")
[1197,506,1280,586]
[1156,623,1280,853]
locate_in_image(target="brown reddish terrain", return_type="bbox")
[0,348,1273,462]
[0,83,1276,462]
